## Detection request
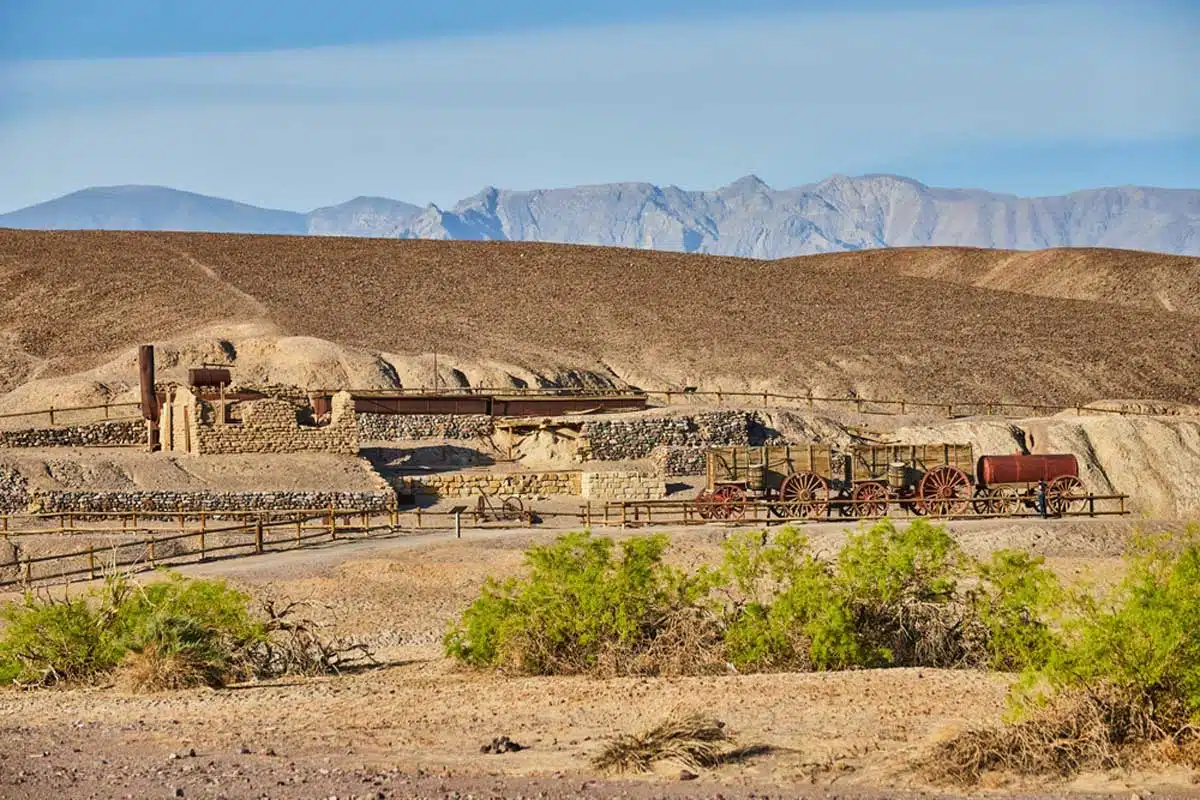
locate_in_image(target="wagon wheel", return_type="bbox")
[501,496,525,522]
[711,485,747,521]
[694,489,716,520]
[778,472,829,519]
[972,486,1020,516]
[852,481,890,518]
[1046,475,1085,516]
[918,466,972,517]
[474,494,489,523]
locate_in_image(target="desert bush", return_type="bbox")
[720,527,862,670]
[927,526,1200,784]
[971,549,1062,671]
[0,570,371,689]
[444,531,721,675]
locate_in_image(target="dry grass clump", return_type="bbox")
[592,712,734,774]
[118,643,226,692]
[924,690,1200,785]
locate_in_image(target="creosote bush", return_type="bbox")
[0,570,372,689]
[445,519,1058,676]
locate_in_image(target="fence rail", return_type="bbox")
[0,492,1133,590]
[0,401,142,428]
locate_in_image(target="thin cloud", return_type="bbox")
[0,2,1195,211]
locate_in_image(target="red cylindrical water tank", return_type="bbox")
[187,368,232,388]
[977,454,1079,486]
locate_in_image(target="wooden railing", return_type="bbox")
[0,401,142,429]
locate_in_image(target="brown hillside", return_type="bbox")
[779,246,1200,317]
[1,229,1198,405]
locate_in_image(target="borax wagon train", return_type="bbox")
[695,442,1088,520]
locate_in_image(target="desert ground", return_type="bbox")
[2,516,1199,800]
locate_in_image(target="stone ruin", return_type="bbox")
[162,387,359,456]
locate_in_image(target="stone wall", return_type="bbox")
[580,471,666,501]
[27,489,394,514]
[650,446,709,477]
[165,388,359,455]
[579,412,758,461]
[358,414,494,441]
[0,420,145,449]
[393,471,581,499]
[0,466,30,513]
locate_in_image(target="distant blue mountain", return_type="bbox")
[2,177,1197,256]
[0,185,308,235]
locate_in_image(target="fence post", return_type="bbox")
[254,519,264,553]
[584,501,592,529]
[198,527,206,561]
[1088,494,1095,517]
[454,509,462,539]
[296,517,302,543]
[48,406,55,426]
[24,557,31,585]
[147,537,156,565]
[328,505,336,540]
[416,507,422,529]
[88,546,96,580]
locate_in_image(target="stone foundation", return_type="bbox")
[27,489,394,514]
[650,445,708,477]
[579,412,758,461]
[358,414,494,441]
[580,470,666,500]
[393,471,581,499]
[0,466,30,513]
[0,420,145,449]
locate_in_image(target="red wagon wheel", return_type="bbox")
[972,486,1020,516]
[918,466,971,517]
[710,485,747,521]
[852,481,890,518]
[1046,475,1085,516]
[778,472,829,519]
[694,489,715,520]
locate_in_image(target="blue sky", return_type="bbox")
[0,0,1196,212]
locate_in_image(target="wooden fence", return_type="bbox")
[0,401,142,429]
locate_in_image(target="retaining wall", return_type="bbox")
[393,471,580,499]
[579,411,758,461]
[358,414,494,441]
[0,420,145,449]
[650,446,709,477]
[580,471,666,500]
[26,489,395,514]
[0,466,30,513]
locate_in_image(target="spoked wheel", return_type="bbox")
[694,489,716,520]
[502,496,525,521]
[710,485,747,521]
[972,486,1021,516]
[918,466,972,517]
[852,481,890,518]
[1046,475,1086,516]
[778,471,829,520]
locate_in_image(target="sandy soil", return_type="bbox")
[3,518,1198,799]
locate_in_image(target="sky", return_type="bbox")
[0,0,1196,213]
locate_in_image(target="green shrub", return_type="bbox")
[0,590,125,685]
[973,549,1062,671]
[720,528,862,670]
[444,531,720,675]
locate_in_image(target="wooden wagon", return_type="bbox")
[846,443,976,516]
[698,444,835,519]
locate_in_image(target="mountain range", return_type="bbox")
[2,175,1197,257]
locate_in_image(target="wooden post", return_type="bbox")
[198,527,206,561]
[454,509,462,539]
[620,504,627,530]
[148,537,156,564]
[24,557,31,584]
[416,507,422,529]
[48,407,55,426]
[296,517,302,543]
[254,519,264,553]
[584,502,592,529]
[328,505,336,540]
[67,513,74,531]
[88,546,96,580]
[1088,494,1095,517]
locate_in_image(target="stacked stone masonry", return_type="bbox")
[0,466,30,513]
[650,446,709,477]
[394,471,581,499]
[163,388,359,455]
[0,420,145,449]
[579,412,759,461]
[358,414,494,441]
[580,471,666,501]
[27,490,394,514]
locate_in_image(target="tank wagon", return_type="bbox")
[697,443,1086,519]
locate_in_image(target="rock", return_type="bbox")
[679,769,699,781]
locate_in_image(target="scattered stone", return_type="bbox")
[479,736,524,754]
[679,769,699,781]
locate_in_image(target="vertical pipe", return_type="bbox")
[138,344,159,451]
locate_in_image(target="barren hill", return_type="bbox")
[1,229,1198,411]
